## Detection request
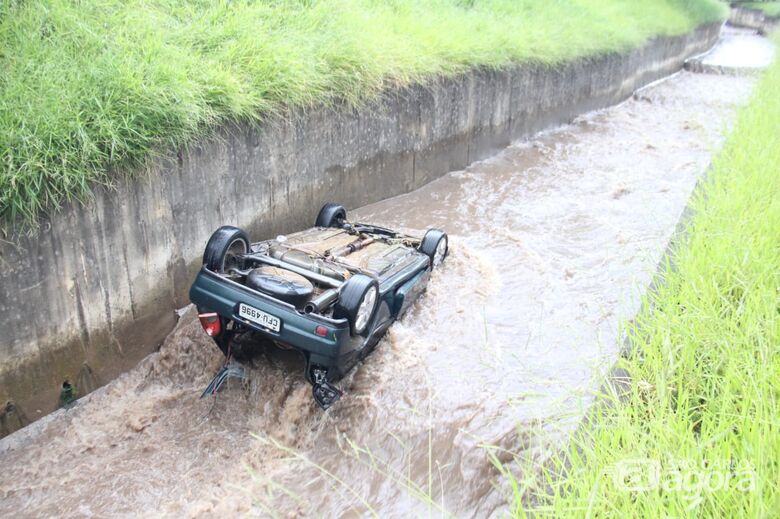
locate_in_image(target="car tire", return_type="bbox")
[419,229,448,269]
[315,203,347,228]
[203,226,250,273]
[333,274,379,336]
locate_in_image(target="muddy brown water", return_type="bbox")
[0,67,757,517]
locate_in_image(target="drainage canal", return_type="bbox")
[0,26,769,519]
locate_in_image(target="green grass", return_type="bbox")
[0,0,726,229]
[505,39,780,517]
[739,2,780,17]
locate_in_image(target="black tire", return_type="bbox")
[315,203,347,228]
[203,226,250,273]
[333,274,379,336]
[419,229,448,269]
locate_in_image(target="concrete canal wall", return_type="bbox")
[729,5,779,33]
[0,23,721,435]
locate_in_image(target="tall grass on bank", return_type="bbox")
[0,0,726,229]
[506,42,780,517]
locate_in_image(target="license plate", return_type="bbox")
[238,303,281,332]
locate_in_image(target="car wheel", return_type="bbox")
[203,226,250,273]
[315,203,347,228]
[333,274,379,336]
[419,229,448,269]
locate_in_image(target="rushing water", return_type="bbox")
[0,45,760,517]
[696,25,775,71]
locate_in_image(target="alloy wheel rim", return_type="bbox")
[221,238,247,273]
[433,238,447,267]
[355,286,377,332]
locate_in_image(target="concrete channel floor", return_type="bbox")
[0,27,772,518]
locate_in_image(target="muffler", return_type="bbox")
[303,288,339,314]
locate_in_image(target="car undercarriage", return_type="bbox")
[189,203,448,408]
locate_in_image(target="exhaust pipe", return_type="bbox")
[328,237,375,258]
[304,289,339,314]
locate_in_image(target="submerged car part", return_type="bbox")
[311,367,343,410]
[200,363,246,398]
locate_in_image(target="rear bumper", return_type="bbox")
[189,268,352,367]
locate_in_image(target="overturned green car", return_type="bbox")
[189,203,448,409]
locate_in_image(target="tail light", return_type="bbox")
[198,312,222,337]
